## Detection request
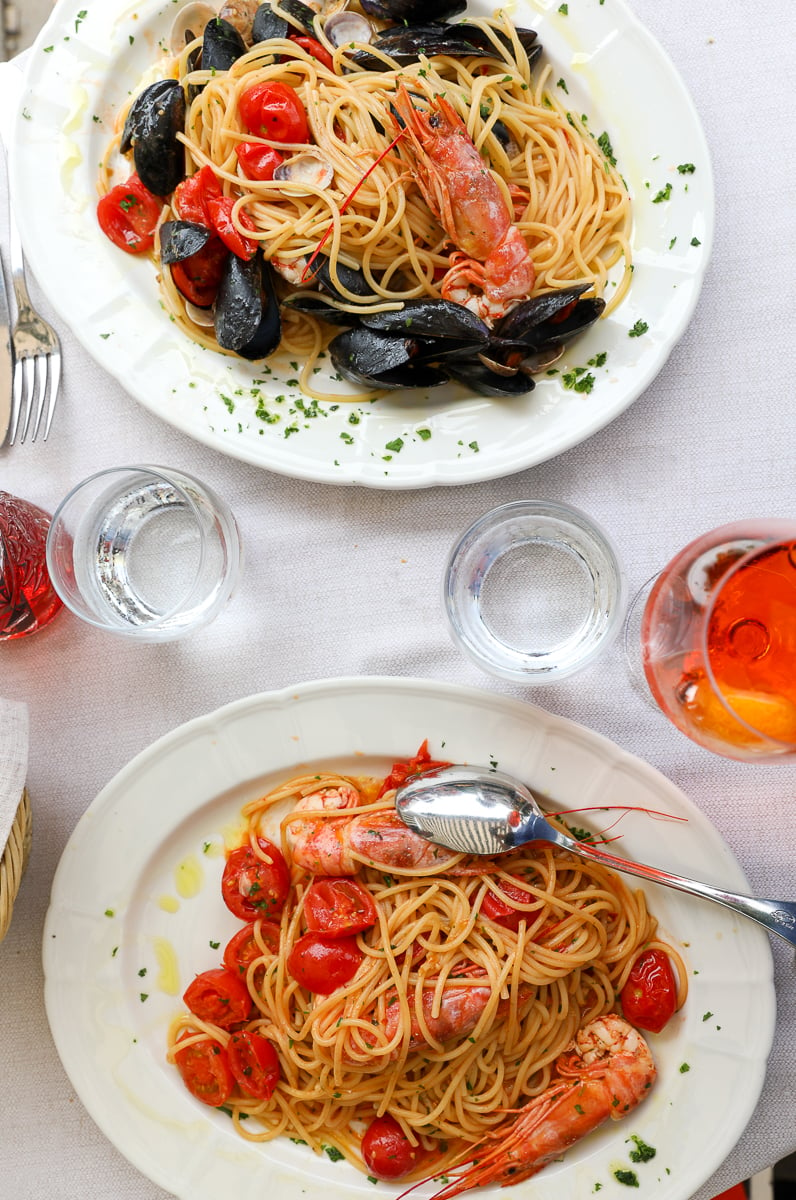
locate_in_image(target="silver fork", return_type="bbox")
[7,206,62,443]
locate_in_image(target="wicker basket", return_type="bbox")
[0,788,31,942]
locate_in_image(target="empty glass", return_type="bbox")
[45,466,242,642]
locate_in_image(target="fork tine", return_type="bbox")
[31,352,59,443]
[29,355,50,443]
[41,352,61,442]
[9,359,23,445]
[18,355,36,443]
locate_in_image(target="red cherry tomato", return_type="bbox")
[361,1114,421,1180]
[287,931,362,993]
[238,81,309,143]
[289,34,334,71]
[222,837,291,921]
[205,195,259,260]
[173,164,222,225]
[223,920,281,987]
[173,1033,234,1107]
[480,877,534,932]
[97,173,161,254]
[227,1030,281,1100]
[620,949,678,1033]
[377,739,451,799]
[183,967,253,1029]
[170,235,229,307]
[236,142,285,182]
[304,878,378,938]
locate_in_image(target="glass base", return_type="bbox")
[623,573,661,711]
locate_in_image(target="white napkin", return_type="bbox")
[0,697,28,855]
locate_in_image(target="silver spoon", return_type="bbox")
[395,764,796,949]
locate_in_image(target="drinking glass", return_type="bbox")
[46,466,242,642]
[0,492,64,640]
[634,519,796,761]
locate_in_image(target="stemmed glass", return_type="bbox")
[627,519,796,761]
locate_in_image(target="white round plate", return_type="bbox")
[12,0,712,488]
[44,677,773,1200]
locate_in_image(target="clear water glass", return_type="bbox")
[444,499,625,683]
[46,466,242,641]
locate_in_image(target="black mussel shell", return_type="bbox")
[120,80,186,196]
[445,358,536,397]
[360,299,490,346]
[203,17,248,71]
[360,0,465,22]
[281,295,358,326]
[159,220,211,264]
[252,1,290,41]
[366,23,497,63]
[315,256,378,301]
[215,253,281,359]
[329,327,448,389]
[277,0,319,35]
[496,293,606,351]
[494,285,590,339]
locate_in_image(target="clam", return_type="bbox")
[169,1,218,54]
[273,152,334,193]
[323,10,374,46]
[218,0,262,41]
[185,301,217,326]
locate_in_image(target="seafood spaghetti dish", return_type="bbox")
[97,0,632,400]
[167,743,687,1192]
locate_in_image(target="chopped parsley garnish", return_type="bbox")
[628,320,649,338]
[323,1145,344,1162]
[597,131,616,166]
[614,1170,639,1187]
[558,3,568,12]
[702,1011,713,1021]
[557,77,569,92]
[691,236,701,246]
[652,183,672,203]
[628,1135,656,1163]
[677,162,696,174]
[679,1062,691,1073]
[587,351,608,368]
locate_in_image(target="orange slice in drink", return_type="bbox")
[686,676,796,746]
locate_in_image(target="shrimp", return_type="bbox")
[392,84,535,323]
[426,1014,656,1198]
[384,974,533,1052]
[287,785,458,875]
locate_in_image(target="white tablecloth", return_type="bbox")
[1,1,794,1197]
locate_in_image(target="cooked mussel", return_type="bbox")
[360,0,465,22]
[215,252,281,358]
[120,80,186,197]
[281,294,360,325]
[445,357,536,396]
[251,0,290,41]
[159,220,212,264]
[351,21,541,70]
[315,256,379,301]
[494,287,605,351]
[360,298,490,349]
[202,16,248,70]
[276,0,319,35]
[329,327,449,388]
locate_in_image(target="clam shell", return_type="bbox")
[323,10,374,46]
[273,152,334,194]
[169,1,218,54]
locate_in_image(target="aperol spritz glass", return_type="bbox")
[0,492,63,640]
[635,519,796,761]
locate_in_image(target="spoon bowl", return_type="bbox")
[395,763,796,948]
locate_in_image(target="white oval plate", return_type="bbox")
[44,677,773,1200]
[12,0,712,488]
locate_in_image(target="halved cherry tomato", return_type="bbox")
[173,164,222,225]
[97,173,161,254]
[377,739,451,799]
[183,966,252,1029]
[173,1032,234,1107]
[620,948,678,1033]
[236,142,285,182]
[480,877,534,932]
[223,920,281,985]
[170,235,229,307]
[304,878,378,938]
[289,34,334,71]
[238,81,309,143]
[361,1114,422,1180]
[205,195,259,260]
[227,1030,281,1100]
[287,931,362,993]
[222,837,291,921]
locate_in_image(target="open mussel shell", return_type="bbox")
[203,16,248,70]
[215,252,281,358]
[495,292,606,351]
[360,298,490,344]
[353,21,540,69]
[121,80,187,197]
[277,0,319,35]
[329,327,449,389]
[315,256,378,301]
[159,220,212,264]
[360,0,465,21]
[281,295,359,326]
[252,1,290,41]
[445,357,536,397]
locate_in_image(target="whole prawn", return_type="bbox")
[392,84,535,323]
[422,1014,656,1198]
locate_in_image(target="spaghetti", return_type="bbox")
[99,5,632,399]
[166,755,686,1186]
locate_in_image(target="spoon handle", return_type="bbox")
[520,815,796,949]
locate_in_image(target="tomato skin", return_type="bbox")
[223,920,281,984]
[377,740,450,799]
[289,35,334,71]
[97,173,161,254]
[287,931,362,993]
[480,877,533,932]
[221,837,291,921]
[173,164,222,225]
[227,1030,281,1100]
[361,1114,421,1180]
[170,235,229,307]
[174,1033,234,1107]
[238,82,309,144]
[304,878,378,938]
[620,949,678,1033]
[205,195,259,260]
[236,142,285,181]
[183,967,253,1029]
